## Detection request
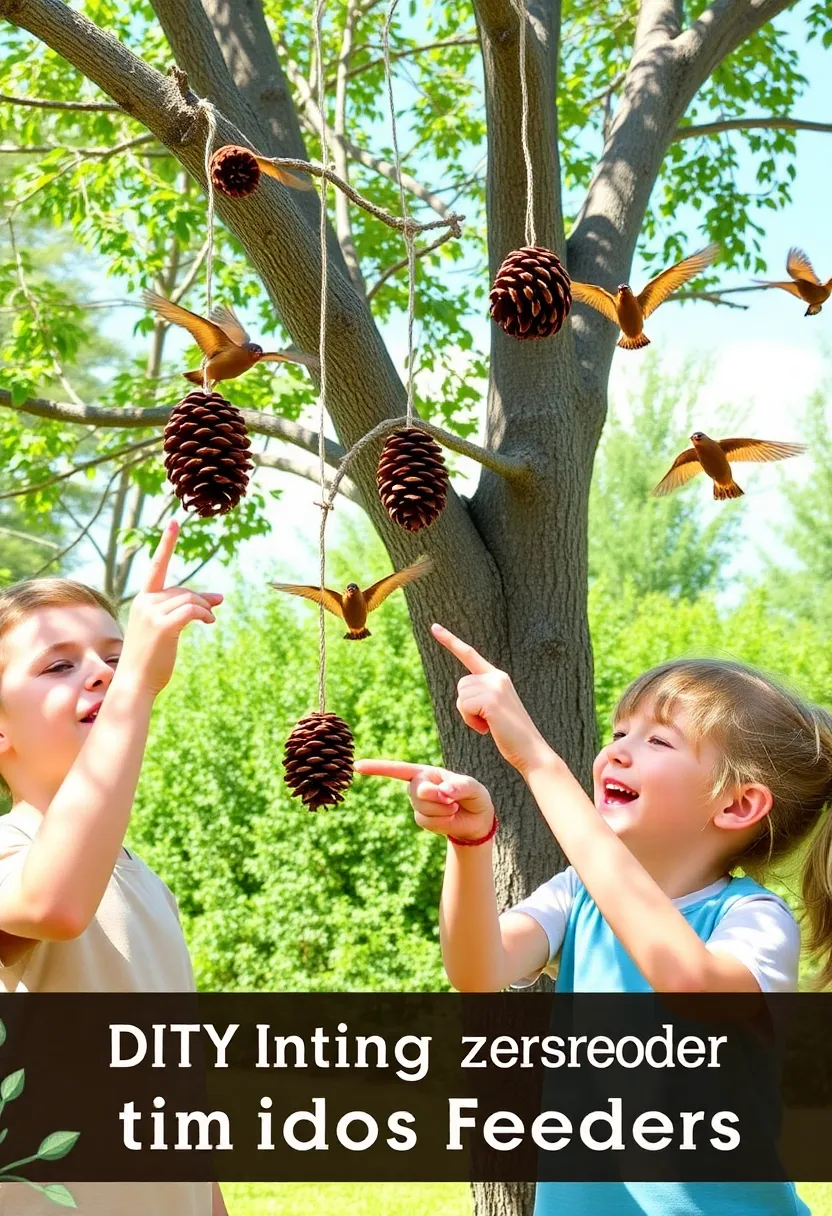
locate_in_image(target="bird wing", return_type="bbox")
[718,438,807,464]
[569,282,620,325]
[363,554,435,614]
[637,242,720,318]
[754,279,803,298]
[787,247,820,285]
[142,290,230,357]
[651,448,703,497]
[257,158,317,192]
[207,306,249,346]
[269,582,343,617]
[258,350,321,371]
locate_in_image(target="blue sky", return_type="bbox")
[75,4,831,597]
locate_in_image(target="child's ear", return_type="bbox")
[714,783,773,833]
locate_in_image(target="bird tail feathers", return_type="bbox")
[617,333,650,350]
[806,304,822,317]
[714,481,744,501]
[183,369,207,385]
[344,628,371,641]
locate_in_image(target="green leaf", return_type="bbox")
[0,1020,6,1048]
[0,1128,8,1146]
[37,1131,80,1161]
[42,1184,77,1208]
[0,1070,25,1102]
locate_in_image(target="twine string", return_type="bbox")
[197,99,218,391]
[314,0,330,715]
[383,0,417,429]
[508,0,536,248]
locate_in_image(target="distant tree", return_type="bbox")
[589,357,742,600]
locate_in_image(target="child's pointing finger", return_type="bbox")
[431,623,497,675]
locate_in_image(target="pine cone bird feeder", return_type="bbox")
[489,245,572,339]
[284,712,355,812]
[377,427,449,533]
[209,145,261,199]
[163,389,252,517]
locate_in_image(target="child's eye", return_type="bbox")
[106,656,121,667]
[649,736,672,748]
[43,661,72,675]
[610,731,625,742]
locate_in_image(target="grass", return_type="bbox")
[223,1182,831,1214]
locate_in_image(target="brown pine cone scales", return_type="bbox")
[489,245,572,339]
[209,145,261,199]
[163,390,253,518]
[283,712,355,812]
[377,427,449,533]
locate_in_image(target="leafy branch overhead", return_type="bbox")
[0,0,828,599]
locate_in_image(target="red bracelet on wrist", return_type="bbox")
[448,813,499,847]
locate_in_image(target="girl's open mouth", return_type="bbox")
[602,779,639,805]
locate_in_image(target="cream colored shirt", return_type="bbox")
[0,809,212,1216]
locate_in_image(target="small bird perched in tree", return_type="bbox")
[570,243,720,349]
[754,247,831,317]
[270,554,434,640]
[652,432,806,500]
[142,290,319,387]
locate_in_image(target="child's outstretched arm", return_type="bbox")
[353,759,550,991]
[0,520,222,942]
[430,623,762,995]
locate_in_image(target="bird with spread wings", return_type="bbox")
[754,247,831,317]
[142,290,319,388]
[271,555,434,640]
[652,432,806,500]
[570,243,720,350]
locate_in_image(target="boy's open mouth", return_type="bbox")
[602,778,639,805]
[79,703,102,724]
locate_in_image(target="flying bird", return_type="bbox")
[570,243,720,350]
[270,555,434,640]
[754,247,831,317]
[142,290,319,388]
[652,432,806,500]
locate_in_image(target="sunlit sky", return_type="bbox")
[74,6,831,598]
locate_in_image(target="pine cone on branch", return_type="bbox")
[283,712,355,812]
[489,245,572,339]
[163,390,252,518]
[377,427,449,533]
[209,145,261,199]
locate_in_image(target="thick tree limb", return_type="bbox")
[676,0,797,85]
[674,116,832,140]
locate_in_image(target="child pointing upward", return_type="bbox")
[357,623,832,1214]
[0,521,228,1216]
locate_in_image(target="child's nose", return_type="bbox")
[85,657,114,689]
[606,739,632,765]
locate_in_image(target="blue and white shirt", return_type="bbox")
[504,870,809,1215]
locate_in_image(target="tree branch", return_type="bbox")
[0,436,162,502]
[0,90,121,111]
[281,41,454,220]
[674,116,832,140]
[366,226,462,301]
[0,136,163,156]
[0,389,346,468]
[252,450,366,509]
[333,0,366,292]
[676,0,796,86]
[330,35,480,86]
[633,0,683,56]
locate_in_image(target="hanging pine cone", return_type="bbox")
[163,389,253,518]
[377,427,449,533]
[209,145,261,199]
[489,245,572,340]
[283,711,355,812]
